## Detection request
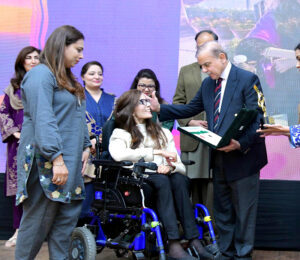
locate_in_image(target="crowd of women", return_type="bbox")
[0,24,299,260]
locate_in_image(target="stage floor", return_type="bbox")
[0,241,299,260]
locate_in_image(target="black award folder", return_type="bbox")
[178,108,258,149]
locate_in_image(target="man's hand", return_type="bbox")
[188,120,208,128]
[149,91,160,112]
[217,139,241,153]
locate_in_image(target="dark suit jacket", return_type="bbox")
[160,64,268,182]
[173,62,206,152]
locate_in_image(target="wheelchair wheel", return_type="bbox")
[69,227,96,260]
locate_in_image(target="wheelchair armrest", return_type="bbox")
[92,159,133,168]
[134,161,157,171]
[181,160,195,166]
[121,160,134,166]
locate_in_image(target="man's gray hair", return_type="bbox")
[195,41,228,59]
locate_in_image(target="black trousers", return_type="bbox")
[212,151,260,260]
[145,172,199,240]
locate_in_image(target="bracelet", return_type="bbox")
[53,162,64,166]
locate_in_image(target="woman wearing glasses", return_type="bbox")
[130,68,174,131]
[109,89,213,260]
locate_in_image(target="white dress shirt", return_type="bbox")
[218,61,232,113]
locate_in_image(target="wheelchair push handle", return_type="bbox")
[90,134,102,159]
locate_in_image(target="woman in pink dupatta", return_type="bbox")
[0,46,40,247]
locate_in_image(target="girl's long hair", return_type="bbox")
[39,25,85,100]
[10,46,41,90]
[114,89,167,149]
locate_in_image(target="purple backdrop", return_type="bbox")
[0,0,181,173]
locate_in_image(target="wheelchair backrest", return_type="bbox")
[101,118,115,158]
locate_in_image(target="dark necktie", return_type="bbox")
[213,78,223,131]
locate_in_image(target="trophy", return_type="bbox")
[253,85,289,126]
[253,85,272,127]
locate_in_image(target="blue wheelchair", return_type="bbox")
[69,130,220,260]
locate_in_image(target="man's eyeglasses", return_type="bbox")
[137,83,156,90]
[139,99,151,106]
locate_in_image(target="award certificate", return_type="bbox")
[178,108,258,149]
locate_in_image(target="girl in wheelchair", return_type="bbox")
[109,89,214,260]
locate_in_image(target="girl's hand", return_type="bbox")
[90,138,96,154]
[157,165,171,175]
[13,132,21,139]
[154,150,177,163]
[257,124,290,137]
[52,155,68,185]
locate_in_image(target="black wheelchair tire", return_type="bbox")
[69,227,97,260]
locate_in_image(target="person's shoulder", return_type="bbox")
[22,64,56,91]
[29,64,52,76]
[111,128,130,138]
[180,62,199,73]
[161,127,173,139]
[102,89,116,97]
[24,64,54,82]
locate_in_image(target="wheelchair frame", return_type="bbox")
[69,135,219,260]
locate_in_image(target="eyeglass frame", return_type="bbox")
[139,99,151,106]
[137,83,156,90]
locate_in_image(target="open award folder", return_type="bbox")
[178,108,258,149]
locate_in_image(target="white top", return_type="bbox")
[109,124,186,174]
[218,61,232,113]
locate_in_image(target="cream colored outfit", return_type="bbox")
[109,124,185,174]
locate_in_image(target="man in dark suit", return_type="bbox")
[173,30,218,211]
[151,41,268,260]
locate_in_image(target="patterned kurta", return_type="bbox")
[85,89,115,136]
[0,89,23,196]
[16,64,91,205]
[84,89,115,179]
[290,124,300,148]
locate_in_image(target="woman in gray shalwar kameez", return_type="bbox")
[15,25,91,260]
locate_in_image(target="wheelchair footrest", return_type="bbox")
[102,239,132,250]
